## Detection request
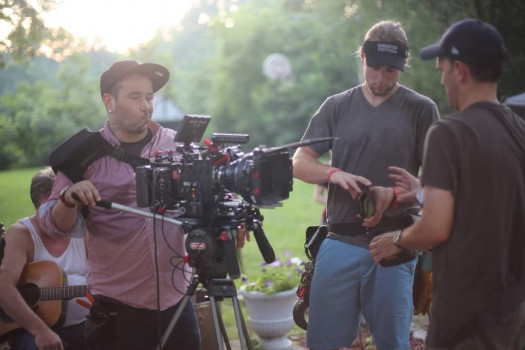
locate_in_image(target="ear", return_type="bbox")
[102,93,115,113]
[454,60,469,83]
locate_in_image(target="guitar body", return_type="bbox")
[0,261,68,336]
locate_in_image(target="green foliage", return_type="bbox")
[2,0,525,169]
[0,53,106,169]
[0,0,74,68]
[240,252,304,294]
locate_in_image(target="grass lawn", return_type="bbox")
[0,167,42,227]
[0,167,322,344]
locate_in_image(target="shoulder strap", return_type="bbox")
[483,104,525,157]
[49,129,150,183]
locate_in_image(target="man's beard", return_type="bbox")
[369,83,395,97]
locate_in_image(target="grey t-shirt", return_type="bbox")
[421,102,525,347]
[301,85,439,247]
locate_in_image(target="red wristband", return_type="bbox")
[328,168,342,182]
[390,186,400,208]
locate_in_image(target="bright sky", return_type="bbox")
[43,0,195,53]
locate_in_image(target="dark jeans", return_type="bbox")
[88,296,201,350]
[4,322,87,350]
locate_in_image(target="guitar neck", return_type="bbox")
[40,285,88,301]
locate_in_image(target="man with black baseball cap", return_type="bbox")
[100,60,169,98]
[370,19,525,349]
[38,60,203,349]
[293,20,439,349]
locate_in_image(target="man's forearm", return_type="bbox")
[292,147,333,184]
[397,186,454,250]
[39,173,79,236]
[397,220,447,250]
[0,284,51,336]
[50,201,79,233]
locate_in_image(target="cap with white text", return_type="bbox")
[363,41,408,71]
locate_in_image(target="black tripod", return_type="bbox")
[158,275,254,350]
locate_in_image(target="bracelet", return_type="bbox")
[328,168,342,182]
[393,229,404,249]
[59,186,76,208]
[390,186,400,208]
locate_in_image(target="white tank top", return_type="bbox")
[20,217,89,327]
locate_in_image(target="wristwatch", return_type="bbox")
[392,229,404,249]
[59,186,76,208]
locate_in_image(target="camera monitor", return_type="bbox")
[174,115,211,146]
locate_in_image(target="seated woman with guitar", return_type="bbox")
[0,167,89,350]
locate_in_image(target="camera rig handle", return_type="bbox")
[95,199,186,228]
[252,220,275,263]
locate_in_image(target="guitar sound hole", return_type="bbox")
[19,283,41,307]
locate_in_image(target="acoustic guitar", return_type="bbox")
[0,260,87,336]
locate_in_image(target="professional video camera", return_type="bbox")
[135,115,304,283]
[136,115,293,217]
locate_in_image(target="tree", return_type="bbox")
[0,0,72,68]
[0,53,105,169]
[415,0,525,99]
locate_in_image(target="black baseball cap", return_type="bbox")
[363,40,409,71]
[419,18,506,67]
[100,60,169,98]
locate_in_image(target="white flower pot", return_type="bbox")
[239,287,298,350]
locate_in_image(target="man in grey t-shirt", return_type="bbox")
[293,20,439,349]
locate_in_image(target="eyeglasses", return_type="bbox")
[357,184,376,219]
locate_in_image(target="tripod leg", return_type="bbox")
[158,277,199,350]
[209,295,225,350]
[215,303,232,350]
[232,295,254,350]
[157,294,191,350]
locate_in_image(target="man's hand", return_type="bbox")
[34,328,64,350]
[235,223,251,249]
[361,186,394,227]
[64,180,101,207]
[388,166,420,203]
[329,171,371,200]
[369,232,402,264]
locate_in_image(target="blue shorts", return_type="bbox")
[307,238,417,350]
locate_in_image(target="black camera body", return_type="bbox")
[136,157,214,217]
[135,115,294,281]
[135,115,293,218]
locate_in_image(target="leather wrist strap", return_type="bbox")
[59,186,76,208]
[393,229,405,249]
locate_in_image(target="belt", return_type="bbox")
[329,216,413,238]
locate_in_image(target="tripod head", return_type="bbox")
[94,198,275,283]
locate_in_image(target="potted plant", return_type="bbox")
[238,252,305,350]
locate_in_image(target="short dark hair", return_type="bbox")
[448,57,505,83]
[466,60,505,83]
[30,167,55,209]
[108,81,123,100]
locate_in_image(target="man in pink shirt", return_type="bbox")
[39,60,201,349]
